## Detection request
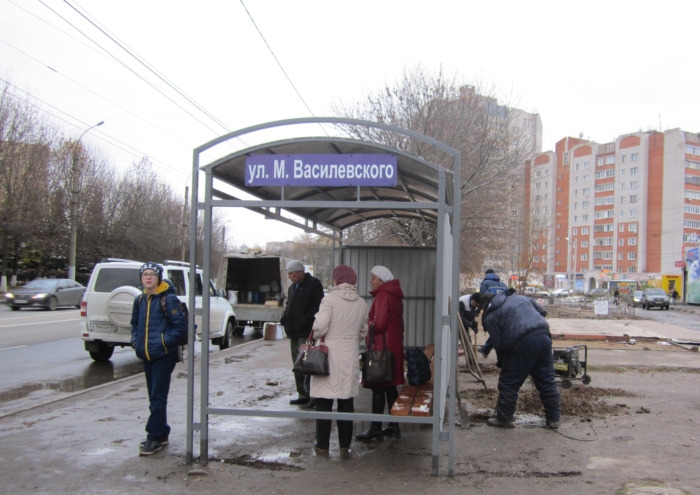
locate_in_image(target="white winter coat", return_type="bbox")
[310,283,369,399]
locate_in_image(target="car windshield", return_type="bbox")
[633,291,643,297]
[646,289,666,295]
[22,280,59,290]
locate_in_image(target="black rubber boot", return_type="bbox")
[356,423,383,441]
[382,387,400,438]
[356,390,385,441]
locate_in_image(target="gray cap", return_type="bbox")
[285,260,305,273]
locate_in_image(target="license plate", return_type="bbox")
[90,322,117,333]
[14,299,27,304]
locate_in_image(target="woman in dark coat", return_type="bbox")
[356,265,405,441]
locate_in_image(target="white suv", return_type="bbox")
[80,259,237,361]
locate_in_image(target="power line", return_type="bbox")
[239,0,317,118]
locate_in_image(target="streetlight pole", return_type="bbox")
[68,121,104,280]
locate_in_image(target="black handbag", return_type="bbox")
[292,332,329,376]
[361,326,395,385]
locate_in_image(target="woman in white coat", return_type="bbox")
[310,265,369,454]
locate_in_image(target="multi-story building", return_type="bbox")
[526,128,700,299]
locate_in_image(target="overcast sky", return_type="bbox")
[2,0,699,246]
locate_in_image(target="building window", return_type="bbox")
[631,153,639,161]
[628,252,636,260]
[630,209,638,218]
[621,155,626,163]
[583,200,590,208]
[630,167,638,175]
[629,237,637,246]
[628,266,636,273]
[619,224,625,232]
[630,181,638,190]
[605,156,615,164]
[619,252,624,260]
[581,253,588,261]
[619,210,625,218]
[583,161,590,169]
[630,194,637,203]
[581,240,589,247]
[684,219,700,229]
[619,238,624,246]
[597,158,604,166]
[686,145,700,155]
[620,196,625,204]
[629,223,638,233]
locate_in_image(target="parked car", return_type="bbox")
[80,259,237,362]
[641,288,670,310]
[551,288,572,298]
[631,290,644,307]
[3,278,86,311]
[585,288,609,298]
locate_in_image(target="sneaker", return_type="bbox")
[139,439,163,456]
[140,435,168,447]
[546,420,560,429]
[487,417,515,428]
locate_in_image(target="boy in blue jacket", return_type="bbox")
[130,262,188,456]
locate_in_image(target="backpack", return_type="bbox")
[406,347,432,386]
[137,294,189,345]
[486,282,508,295]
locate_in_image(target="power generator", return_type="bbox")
[552,344,591,389]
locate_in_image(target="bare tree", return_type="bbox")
[331,65,539,280]
[0,80,56,284]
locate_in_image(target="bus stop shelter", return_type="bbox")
[184,117,462,475]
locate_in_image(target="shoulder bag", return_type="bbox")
[292,331,329,376]
[361,324,395,385]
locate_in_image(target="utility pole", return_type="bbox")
[68,121,104,280]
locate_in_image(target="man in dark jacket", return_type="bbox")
[280,259,324,405]
[479,268,508,294]
[130,262,188,456]
[480,292,561,429]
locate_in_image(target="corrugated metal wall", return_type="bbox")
[341,246,436,348]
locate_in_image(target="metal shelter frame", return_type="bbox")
[184,117,462,476]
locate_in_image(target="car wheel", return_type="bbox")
[219,321,233,350]
[10,306,20,311]
[89,343,114,362]
[46,296,58,311]
[233,326,245,337]
[665,305,669,310]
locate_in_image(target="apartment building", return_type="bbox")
[526,128,700,299]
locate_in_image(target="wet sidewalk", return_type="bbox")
[1,318,699,495]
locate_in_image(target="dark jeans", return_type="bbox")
[315,398,354,449]
[143,352,178,441]
[496,332,561,423]
[289,337,310,398]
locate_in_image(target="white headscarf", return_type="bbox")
[370,265,394,282]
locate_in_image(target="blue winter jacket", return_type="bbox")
[481,293,549,354]
[480,272,507,294]
[130,279,188,362]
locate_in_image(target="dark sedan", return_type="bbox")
[4,279,86,311]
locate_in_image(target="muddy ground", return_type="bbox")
[1,338,698,495]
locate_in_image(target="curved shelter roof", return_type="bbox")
[199,118,457,237]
